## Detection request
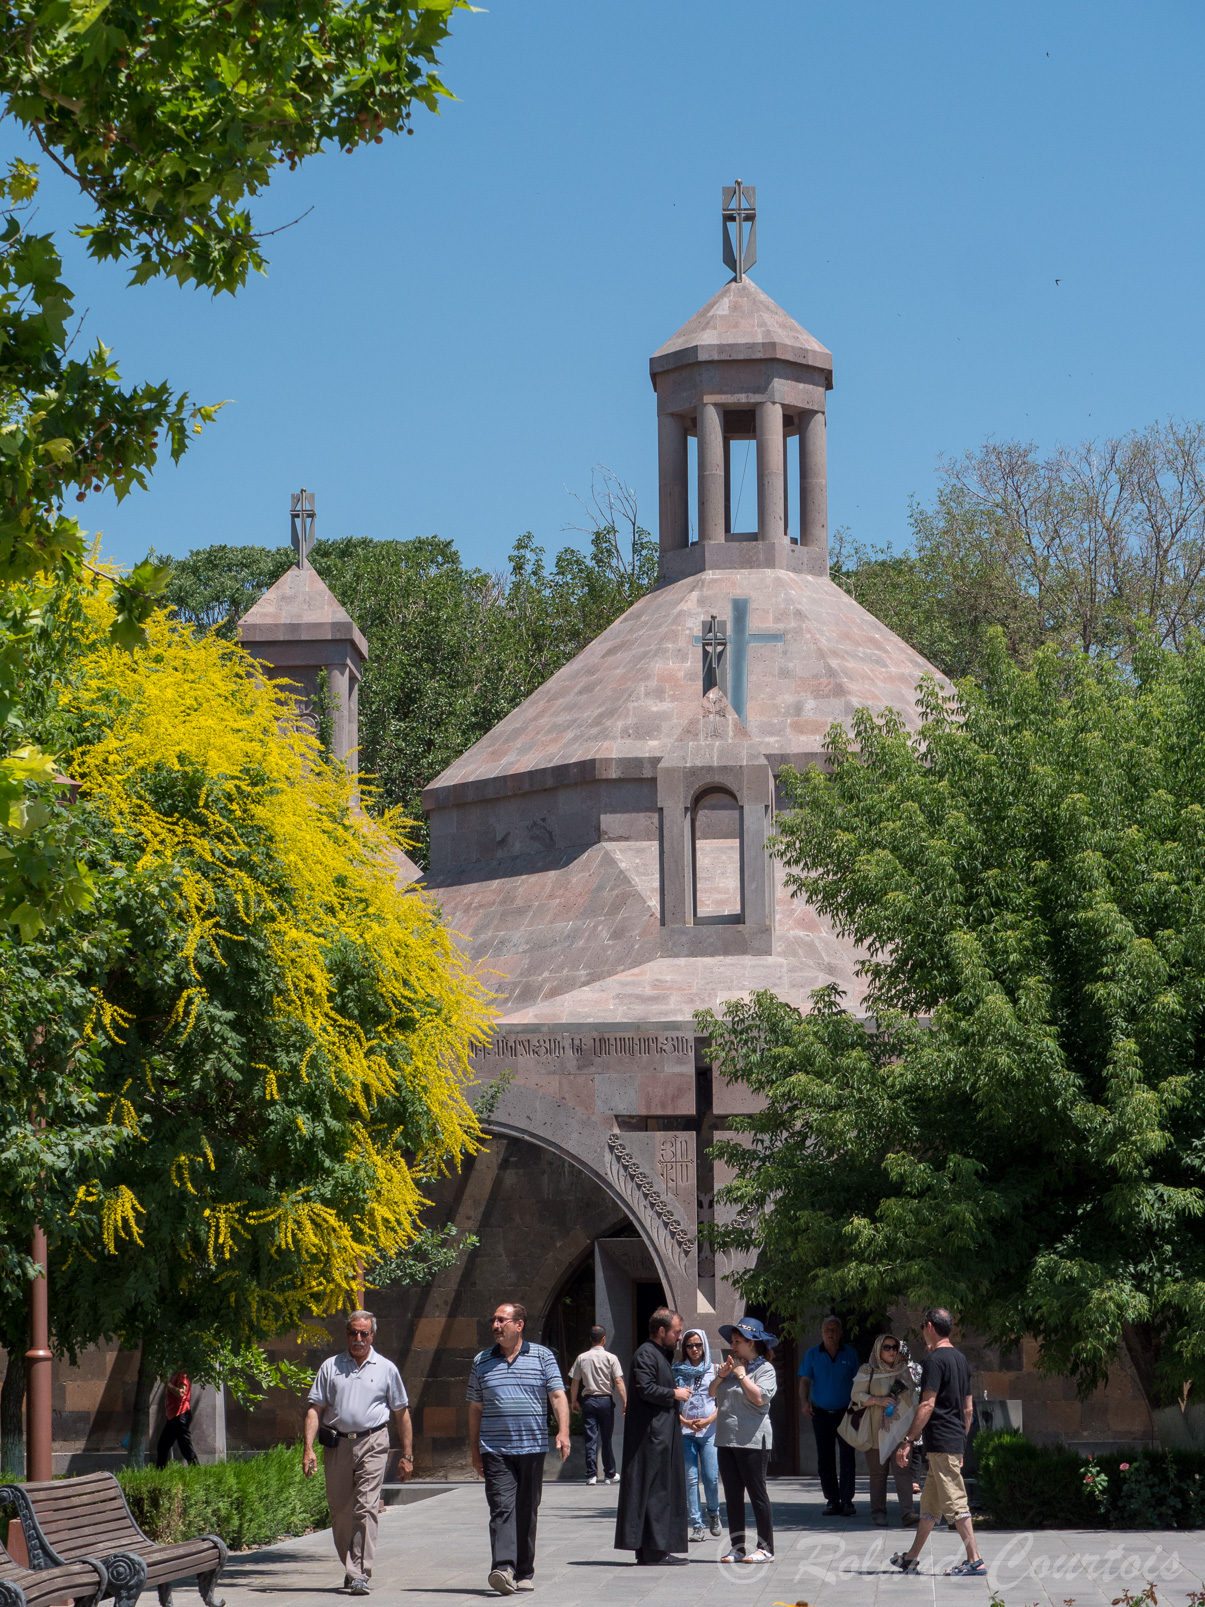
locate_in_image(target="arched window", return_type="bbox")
[691,786,743,925]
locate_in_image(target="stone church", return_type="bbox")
[17,194,1154,1473]
[291,201,1146,1474]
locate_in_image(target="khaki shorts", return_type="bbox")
[919,1451,970,1523]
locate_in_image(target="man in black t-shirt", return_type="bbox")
[887,1309,984,1578]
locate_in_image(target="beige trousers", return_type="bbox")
[865,1446,915,1517]
[323,1424,390,1580]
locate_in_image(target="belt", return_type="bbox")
[581,1393,613,1399]
[334,1424,388,1440]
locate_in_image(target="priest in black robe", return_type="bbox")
[614,1306,690,1565]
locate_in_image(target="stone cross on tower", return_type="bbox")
[290,488,316,568]
[722,181,756,283]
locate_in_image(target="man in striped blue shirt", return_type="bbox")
[467,1302,570,1595]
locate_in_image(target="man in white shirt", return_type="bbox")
[303,1310,413,1595]
[569,1326,626,1484]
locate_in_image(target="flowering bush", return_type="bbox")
[976,1432,1205,1528]
[3,574,491,1396]
[1082,1457,1109,1513]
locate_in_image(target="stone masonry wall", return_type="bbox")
[1,1142,1158,1472]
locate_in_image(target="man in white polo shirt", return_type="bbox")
[303,1309,413,1595]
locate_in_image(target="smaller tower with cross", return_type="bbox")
[650,183,833,584]
[237,489,368,773]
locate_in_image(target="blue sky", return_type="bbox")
[4,0,1204,573]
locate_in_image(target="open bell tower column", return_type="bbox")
[799,407,827,552]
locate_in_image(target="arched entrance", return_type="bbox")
[481,1081,698,1321]
[366,1095,697,1478]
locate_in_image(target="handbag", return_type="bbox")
[317,1421,339,1450]
[837,1400,875,1452]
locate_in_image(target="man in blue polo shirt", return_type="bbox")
[467,1301,570,1596]
[798,1315,860,1517]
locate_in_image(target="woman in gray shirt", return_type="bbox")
[709,1317,778,1563]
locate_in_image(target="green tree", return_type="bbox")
[1,0,467,295]
[834,420,1205,679]
[0,916,131,1473]
[0,0,472,932]
[154,542,295,635]
[704,635,1205,1413]
[2,576,488,1462]
[0,162,223,933]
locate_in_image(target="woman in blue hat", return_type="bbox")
[709,1318,778,1563]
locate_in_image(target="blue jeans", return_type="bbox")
[682,1434,719,1527]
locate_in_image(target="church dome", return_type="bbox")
[650,277,833,385]
[420,187,938,1027]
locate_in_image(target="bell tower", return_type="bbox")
[650,181,834,583]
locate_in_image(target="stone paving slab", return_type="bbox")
[218,1477,1205,1607]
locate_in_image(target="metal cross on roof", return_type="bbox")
[722,181,757,283]
[697,614,729,699]
[290,488,315,568]
[693,599,783,723]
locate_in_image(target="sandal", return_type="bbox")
[944,1558,986,1576]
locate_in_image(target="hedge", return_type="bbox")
[975,1429,1205,1529]
[115,1444,329,1551]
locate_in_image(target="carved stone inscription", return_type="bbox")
[656,1134,695,1201]
[470,1030,693,1073]
[606,1132,697,1273]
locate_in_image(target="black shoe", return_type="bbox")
[822,1500,841,1516]
[840,1503,856,1517]
[654,1556,689,1567]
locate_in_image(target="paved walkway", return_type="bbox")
[220,1477,1205,1607]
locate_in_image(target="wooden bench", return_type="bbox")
[0,1475,224,1607]
[0,1534,108,1607]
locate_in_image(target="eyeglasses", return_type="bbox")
[881,1343,900,1352]
[348,1329,372,1340]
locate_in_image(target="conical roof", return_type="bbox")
[422,569,941,1021]
[239,564,368,657]
[423,568,935,809]
[649,276,833,383]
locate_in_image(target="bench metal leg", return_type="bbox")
[157,1586,173,1607]
[197,1571,225,1607]
[104,1553,148,1607]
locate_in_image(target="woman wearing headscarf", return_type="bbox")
[674,1329,720,1542]
[849,1333,917,1527]
[709,1317,778,1564]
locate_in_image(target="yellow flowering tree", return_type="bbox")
[24,581,488,1456]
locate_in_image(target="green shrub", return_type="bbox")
[975,1433,1205,1529]
[974,1429,1096,1528]
[1098,1448,1205,1529]
[116,1444,329,1550]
